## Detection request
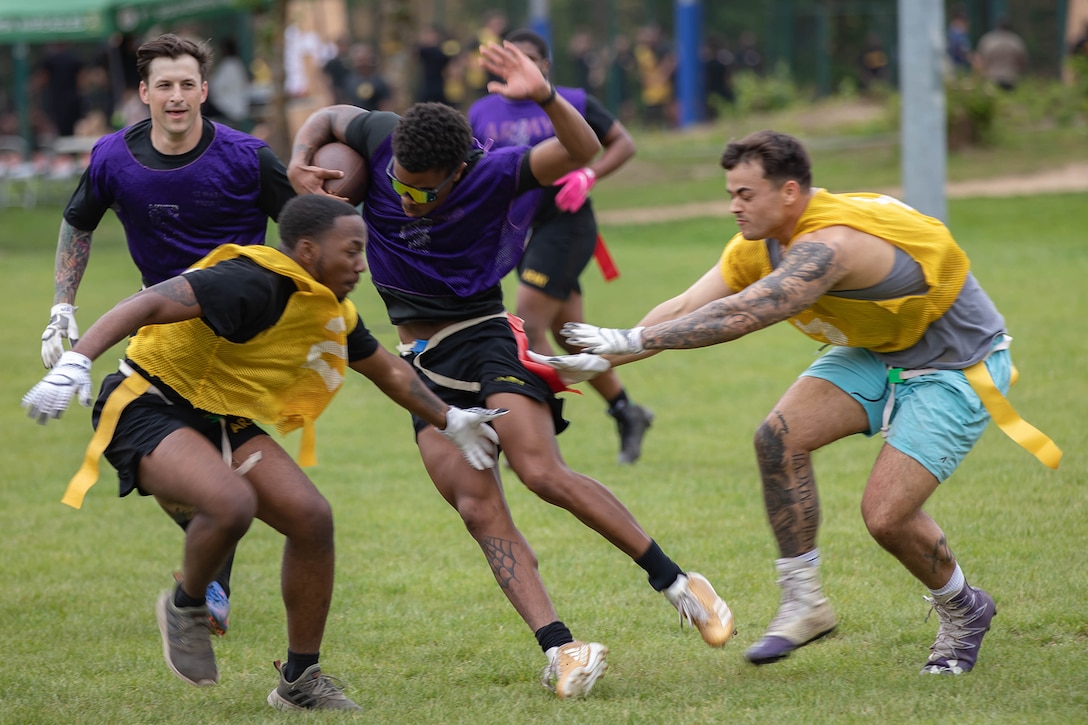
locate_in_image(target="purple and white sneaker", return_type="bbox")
[921,585,996,675]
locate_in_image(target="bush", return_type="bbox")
[946,74,1000,149]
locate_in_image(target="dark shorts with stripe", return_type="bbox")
[92,369,267,498]
[403,316,568,436]
[517,208,598,300]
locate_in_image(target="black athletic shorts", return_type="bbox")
[92,369,267,498]
[517,207,598,300]
[402,316,568,436]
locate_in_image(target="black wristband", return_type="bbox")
[539,84,557,106]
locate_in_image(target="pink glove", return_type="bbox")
[553,167,597,212]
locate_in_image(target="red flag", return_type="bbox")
[594,233,619,281]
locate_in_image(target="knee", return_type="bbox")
[754,417,788,472]
[515,463,570,505]
[286,493,335,546]
[860,498,900,547]
[213,489,258,540]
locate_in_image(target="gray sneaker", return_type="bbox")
[745,558,837,665]
[609,402,654,464]
[921,585,996,675]
[267,661,362,711]
[155,589,218,686]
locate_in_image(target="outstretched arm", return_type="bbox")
[564,239,847,355]
[24,277,204,423]
[350,348,507,470]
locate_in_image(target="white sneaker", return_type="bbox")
[539,641,609,698]
[664,572,736,647]
[745,557,837,665]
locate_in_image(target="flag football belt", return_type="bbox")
[881,335,1061,469]
[61,361,262,509]
[396,312,572,395]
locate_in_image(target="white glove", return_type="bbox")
[439,406,508,470]
[526,350,611,385]
[41,303,80,368]
[22,350,93,424]
[561,323,645,355]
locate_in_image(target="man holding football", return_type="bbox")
[287,40,735,699]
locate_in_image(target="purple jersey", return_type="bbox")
[86,124,269,285]
[469,87,587,149]
[363,137,539,303]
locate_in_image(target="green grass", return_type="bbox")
[1,140,1086,723]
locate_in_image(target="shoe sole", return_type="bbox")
[268,690,305,711]
[173,571,229,637]
[556,643,609,699]
[155,592,219,687]
[746,625,837,665]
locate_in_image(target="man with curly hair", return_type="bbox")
[288,40,734,698]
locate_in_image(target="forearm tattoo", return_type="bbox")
[757,411,820,557]
[482,536,520,591]
[150,277,198,306]
[925,536,956,574]
[643,242,838,351]
[55,226,93,302]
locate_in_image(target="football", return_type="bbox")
[312,142,369,206]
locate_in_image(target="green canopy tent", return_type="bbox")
[0,0,251,149]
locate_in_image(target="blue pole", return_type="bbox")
[529,0,552,52]
[674,0,703,127]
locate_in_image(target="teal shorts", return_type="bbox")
[800,344,1012,482]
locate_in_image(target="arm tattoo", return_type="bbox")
[54,225,93,303]
[642,241,839,351]
[482,536,520,591]
[149,277,198,306]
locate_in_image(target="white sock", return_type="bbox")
[928,564,965,602]
[797,548,821,568]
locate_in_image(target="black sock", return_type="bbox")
[215,548,235,599]
[608,390,630,414]
[284,650,320,682]
[173,582,205,609]
[636,540,685,592]
[534,621,574,654]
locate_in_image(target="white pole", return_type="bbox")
[898,0,948,221]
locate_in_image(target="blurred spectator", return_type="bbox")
[568,29,603,93]
[77,64,114,135]
[737,31,764,75]
[702,33,735,118]
[207,37,252,129]
[284,22,334,97]
[977,18,1028,91]
[37,43,84,138]
[947,5,974,75]
[345,42,393,111]
[633,23,675,128]
[857,31,890,91]
[606,33,638,123]
[417,26,457,104]
[464,9,508,102]
[322,35,354,105]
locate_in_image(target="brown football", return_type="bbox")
[312,142,369,206]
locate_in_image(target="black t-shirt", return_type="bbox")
[64,118,296,231]
[184,256,380,362]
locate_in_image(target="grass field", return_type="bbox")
[1,123,1086,723]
